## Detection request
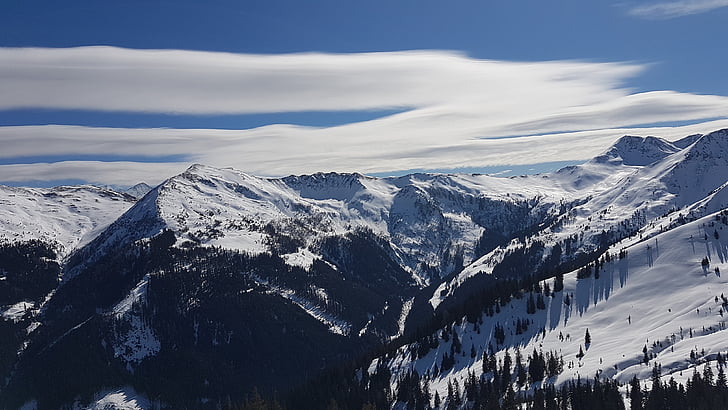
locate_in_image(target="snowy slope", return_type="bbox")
[3,128,728,409]
[381,209,728,402]
[428,129,728,311]
[54,129,728,342]
[93,163,564,287]
[0,185,137,259]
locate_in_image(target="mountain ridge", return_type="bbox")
[1,128,728,408]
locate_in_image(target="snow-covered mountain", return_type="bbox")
[0,185,137,259]
[377,208,728,408]
[1,128,728,409]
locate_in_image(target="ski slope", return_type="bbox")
[384,210,728,400]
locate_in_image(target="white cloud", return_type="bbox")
[1,47,728,186]
[0,46,639,114]
[629,0,728,19]
[2,119,728,187]
[0,161,189,186]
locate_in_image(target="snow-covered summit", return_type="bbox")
[123,182,153,199]
[0,184,137,259]
[592,135,680,166]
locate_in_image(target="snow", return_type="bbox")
[0,185,137,259]
[1,300,32,322]
[112,275,149,317]
[251,274,352,336]
[2,129,728,405]
[392,297,415,340]
[385,210,728,402]
[123,183,153,199]
[281,288,352,336]
[84,386,151,410]
[112,313,161,365]
[427,131,728,311]
[281,248,318,269]
[110,275,160,365]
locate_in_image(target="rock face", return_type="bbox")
[1,129,727,408]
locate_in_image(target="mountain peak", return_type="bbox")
[124,182,153,199]
[686,128,728,155]
[592,134,680,166]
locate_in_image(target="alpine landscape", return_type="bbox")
[3,1,728,409]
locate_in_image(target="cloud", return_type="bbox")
[0,161,189,186]
[1,47,728,186]
[629,0,728,19]
[3,119,728,187]
[0,46,640,114]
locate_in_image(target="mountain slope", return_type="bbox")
[0,185,137,260]
[1,129,728,408]
[379,209,728,406]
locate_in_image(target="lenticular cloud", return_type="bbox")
[1,46,728,185]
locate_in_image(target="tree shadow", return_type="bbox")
[549,291,564,330]
[646,244,653,268]
[710,235,728,263]
[575,277,591,316]
[618,257,629,288]
[576,260,620,316]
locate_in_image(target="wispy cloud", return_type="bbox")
[0,47,639,114]
[1,47,728,185]
[2,119,728,187]
[629,0,728,19]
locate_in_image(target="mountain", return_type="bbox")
[0,185,137,260]
[370,207,728,409]
[0,129,727,408]
[123,183,153,200]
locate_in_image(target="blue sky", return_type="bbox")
[2,0,728,186]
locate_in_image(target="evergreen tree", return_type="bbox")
[502,384,517,410]
[703,363,714,386]
[630,376,643,410]
[717,366,727,389]
[515,348,527,386]
[585,328,591,346]
[503,351,513,387]
[528,349,546,383]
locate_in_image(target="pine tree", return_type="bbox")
[703,363,714,386]
[643,345,649,365]
[584,328,591,346]
[453,378,462,405]
[501,351,513,389]
[717,366,727,389]
[503,384,517,410]
[515,348,527,386]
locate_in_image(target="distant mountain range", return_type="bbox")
[1,129,728,409]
